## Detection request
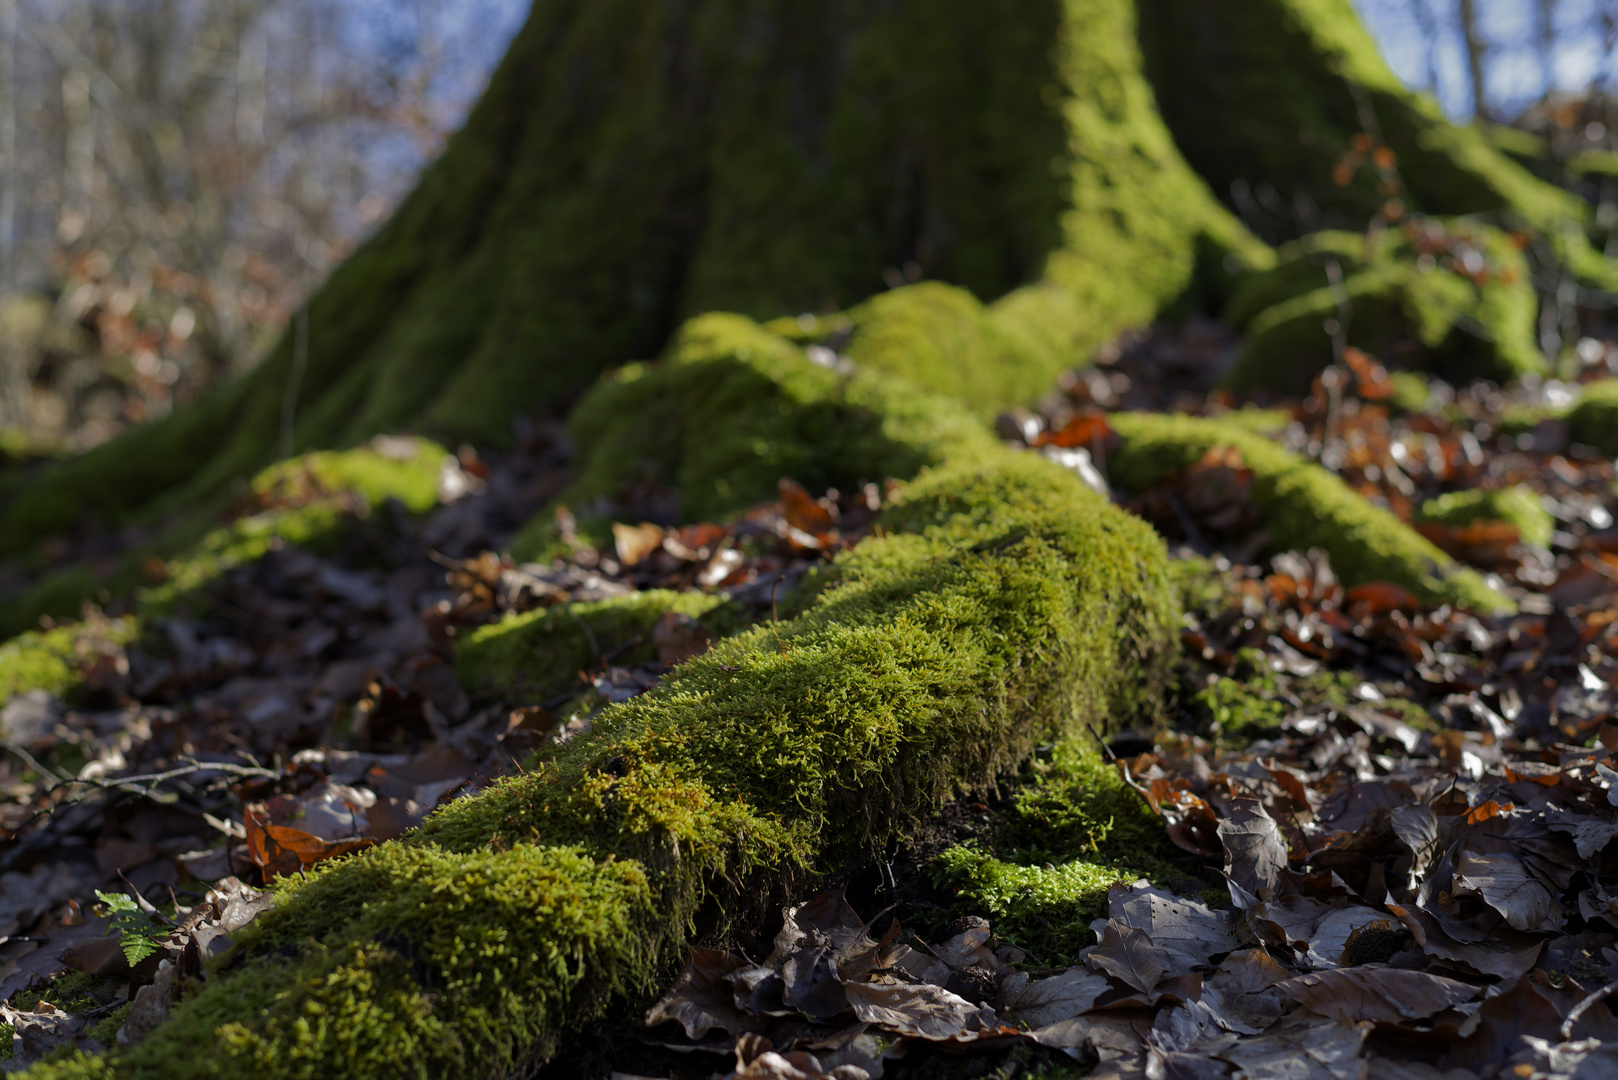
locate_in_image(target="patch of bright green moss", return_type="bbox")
[1568,380,1618,455]
[1224,224,1541,393]
[1109,411,1507,611]
[0,438,444,693]
[928,737,1208,964]
[1188,648,1434,741]
[1215,407,1294,438]
[1388,371,1432,413]
[456,591,740,704]
[1418,486,1554,548]
[86,1006,132,1048]
[37,449,1176,1079]
[511,313,999,560]
[0,615,136,706]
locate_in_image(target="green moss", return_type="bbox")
[1138,0,1589,240]
[87,1006,132,1047]
[456,591,739,704]
[0,615,136,705]
[931,849,1133,961]
[1418,486,1554,548]
[1567,380,1618,455]
[928,736,1211,963]
[1109,411,1507,610]
[31,449,1176,1079]
[511,313,999,559]
[1224,224,1541,393]
[1216,407,1293,438]
[1388,370,1431,413]
[0,438,443,688]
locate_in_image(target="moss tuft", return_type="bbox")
[511,313,998,559]
[1108,411,1507,610]
[927,736,1208,964]
[35,449,1177,1078]
[1567,380,1618,455]
[1224,225,1541,393]
[0,438,443,697]
[455,590,740,704]
[1417,485,1553,548]
[0,615,135,704]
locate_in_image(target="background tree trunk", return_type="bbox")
[0,0,1602,576]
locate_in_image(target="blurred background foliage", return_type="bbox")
[0,0,525,458]
[0,0,1613,459]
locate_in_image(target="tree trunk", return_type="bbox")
[0,0,1594,566]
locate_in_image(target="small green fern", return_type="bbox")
[96,891,166,966]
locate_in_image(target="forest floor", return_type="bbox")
[4,322,1618,1078]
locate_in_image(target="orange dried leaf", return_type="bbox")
[1345,582,1418,615]
[778,478,837,535]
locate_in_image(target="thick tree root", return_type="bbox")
[1108,411,1507,611]
[22,449,1176,1079]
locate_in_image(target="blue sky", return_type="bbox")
[1356,0,1617,119]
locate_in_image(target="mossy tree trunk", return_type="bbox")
[0,0,1603,571]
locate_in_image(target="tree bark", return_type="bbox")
[0,0,1602,600]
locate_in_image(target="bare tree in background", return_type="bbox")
[0,0,519,454]
[1459,0,1491,120]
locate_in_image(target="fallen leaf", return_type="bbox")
[646,947,763,1039]
[612,521,665,567]
[1088,920,1171,993]
[1452,850,1563,932]
[1443,976,1565,1072]
[1012,966,1110,1027]
[1545,807,1618,861]
[1107,883,1238,976]
[1218,799,1289,902]
[842,978,991,1041]
[1215,1009,1370,1080]
[1278,966,1480,1025]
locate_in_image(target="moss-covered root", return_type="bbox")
[511,312,998,558]
[0,437,444,689]
[1567,380,1618,456]
[1137,0,1597,249]
[1223,224,1542,393]
[31,449,1177,1080]
[1416,486,1554,549]
[1108,412,1507,611]
[455,590,738,703]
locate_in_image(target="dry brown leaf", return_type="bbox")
[1011,966,1110,1028]
[842,978,991,1041]
[1088,920,1171,993]
[1278,966,1479,1025]
[612,521,665,567]
[646,947,763,1039]
[1218,799,1289,902]
[1452,850,1564,932]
